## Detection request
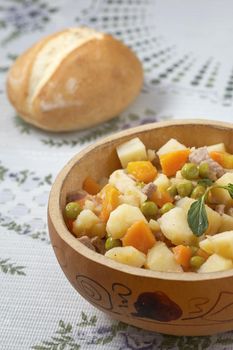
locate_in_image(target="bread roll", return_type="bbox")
[7,27,143,132]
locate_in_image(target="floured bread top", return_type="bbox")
[28,27,104,105]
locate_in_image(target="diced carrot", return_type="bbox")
[127,161,157,183]
[99,184,120,222]
[196,248,209,261]
[210,151,233,169]
[83,176,101,195]
[122,220,156,254]
[172,245,193,268]
[159,149,190,177]
[150,189,174,208]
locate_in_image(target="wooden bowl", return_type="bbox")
[48,119,233,336]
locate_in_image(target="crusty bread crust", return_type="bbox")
[7,28,143,132]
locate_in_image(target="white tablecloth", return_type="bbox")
[1,0,233,349]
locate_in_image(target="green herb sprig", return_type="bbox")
[187,183,233,237]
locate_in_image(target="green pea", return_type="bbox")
[181,163,199,180]
[105,237,122,251]
[190,256,205,269]
[160,202,175,215]
[177,181,194,197]
[191,185,206,199]
[65,202,82,219]
[141,201,158,217]
[199,162,209,178]
[167,185,177,197]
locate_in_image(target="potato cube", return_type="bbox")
[198,254,233,273]
[153,173,170,190]
[106,204,147,239]
[157,138,187,156]
[109,169,147,205]
[145,241,183,272]
[219,214,233,232]
[73,209,100,237]
[199,231,233,259]
[207,143,226,153]
[116,137,147,168]
[105,246,146,267]
[211,173,233,205]
[158,207,198,245]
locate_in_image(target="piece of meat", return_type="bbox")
[215,204,225,216]
[152,153,160,168]
[91,236,106,254]
[189,147,225,179]
[78,236,96,251]
[142,182,157,199]
[189,147,209,165]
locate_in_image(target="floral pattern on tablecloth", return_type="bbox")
[1,0,233,349]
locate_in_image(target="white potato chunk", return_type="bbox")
[198,254,233,273]
[211,173,233,205]
[219,214,233,232]
[145,241,183,272]
[207,143,226,153]
[157,138,187,156]
[153,173,170,190]
[157,207,198,245]
[199,231,233,259]
[176,197,194,212]
[83,199,95,211]
[106,204,147,239]
[176,197,221,236]
[119,194,141,207]
[109,169,135,192]
[116,137,147,168]
[73,209,100,236]
[105,246,146,267]
[109,169,147,205]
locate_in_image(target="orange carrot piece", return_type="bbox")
[150,189,174,208]
[127,161,157,183]
[83,176,101,195]
[99,184,120,222]
[210,151,233,169]
[210,151,223,164]
[172,245,193,268]
[122,220,156,254]
[159,149,190,177]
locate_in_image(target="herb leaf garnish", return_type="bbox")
[187,182,233,236]
[222,183,233,199]
[187,196,208,237]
